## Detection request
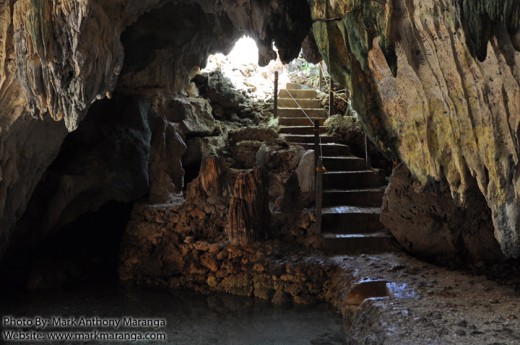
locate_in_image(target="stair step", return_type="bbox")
[322,156,367,171]
[279,89,317,98]
[279,126,327,135]
[278,117,326,126]
[298,143,351,156]
[286,83,305,90]
[323,170,383,189]
[278,108,327,118]
[281,134,336,144]
[322,206,382,233]
[320,231,396,255]
[323,188,385,207]
[278,98,322,108]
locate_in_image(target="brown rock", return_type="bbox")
[206,274,218,287]
[381,164,506,264]
[193,241,211,252]
[253,263,265,273]
[226,167,270,246]
[198,156,231,198]
[271,290,291,305]
[200,253,219,272]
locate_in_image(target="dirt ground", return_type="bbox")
[338,251,520,345]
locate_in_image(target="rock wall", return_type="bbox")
[3,0,520,261]
[0,0,312,258]
[310,0,520,257]
[120,154,326,303]
[381,164,505,264]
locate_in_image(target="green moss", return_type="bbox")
[29,0,51,58]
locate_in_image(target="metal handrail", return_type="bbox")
[283,88,325,160]
[317,61,371,169]
[318,62,349,105]
[274,74,326,234]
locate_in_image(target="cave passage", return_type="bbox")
[0,202,132,292]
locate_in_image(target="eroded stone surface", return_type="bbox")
[227,167,270,246]
[381,164,505,265]
[310,0,520,257]
[0,0,312,258]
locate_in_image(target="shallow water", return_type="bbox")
[0,285,346,345]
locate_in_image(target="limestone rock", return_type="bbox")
[381,164,505,264]
[229,127,278,143]
[310,0,520,257]
[148,117,186,203]
[226,167,270,246]
[183,136,226,167]
[198,156,232,198]
[0,0,312,259]
[296,150,316,195]
[13,96,154,246]
[205,70,246,110]
[255,143,305,173]
[232,141,264,169]
[174,98,216,137]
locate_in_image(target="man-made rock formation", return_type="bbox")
[227,167,270,246]
[310,0,520,257]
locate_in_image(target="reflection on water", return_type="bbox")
[0,285,346,345]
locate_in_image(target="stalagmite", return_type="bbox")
[226,167,270,246]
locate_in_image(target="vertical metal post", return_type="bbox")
[315,158,325,234]
[319,61,323,91]
[274,71,279,117]
[365,134,372,168]
[329,80,335,117]
[314,120,320,170]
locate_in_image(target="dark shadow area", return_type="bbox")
[183,161,202,187]
[0,201,132,292]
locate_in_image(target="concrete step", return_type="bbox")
[278,117,326,126]
[322,206,382,233]
[323,170,384,189]
[286,83,305,90]
[298,143,351,156]
[278,108,327,118]
[279,126,327,135]
[281,134,336,144]
[321,231,396,255]
[322,156,367,171]
[323,188,385,207]
[279,89,317,98]
[278,98,322,108]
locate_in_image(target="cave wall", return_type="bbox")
[309,0,520,258]
[381,164,505,264]
[3,0,520,261]
[0,0,312,258]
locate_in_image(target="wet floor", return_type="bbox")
[0,285,346,345]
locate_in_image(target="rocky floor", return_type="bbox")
[120,197,520,344]
[334,252,520,345]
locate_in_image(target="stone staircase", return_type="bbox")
[278,83,395,255]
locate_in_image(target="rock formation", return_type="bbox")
[310,0,520,258]
[226,167,270,246]
[0,0,312,258]
[381,164,505,264]
[1,0,520,262]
